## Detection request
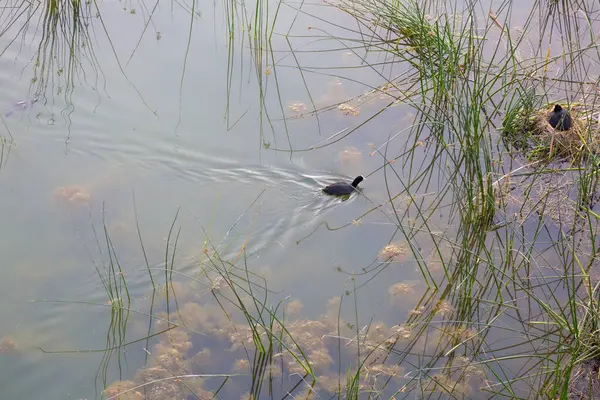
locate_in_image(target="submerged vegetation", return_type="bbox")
[5,0,600,398]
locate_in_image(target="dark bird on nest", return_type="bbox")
[548,104,572,131]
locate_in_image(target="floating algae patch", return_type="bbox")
[377,241,409,261]
[503,101,600,163]
[105,329,212,400]
[0,335,17,353]
[338,146,362,168]
[53,185,91,204]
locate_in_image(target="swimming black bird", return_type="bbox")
[322,175,364,196]
[548,104,572,131]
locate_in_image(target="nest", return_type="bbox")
[528,104,600,163]
[567,357,600,399]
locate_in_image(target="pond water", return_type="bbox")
[0,0,597,399]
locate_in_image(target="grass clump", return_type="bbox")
[370,1,459,71]
[502,88,539,147]
[542,281,600,399]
